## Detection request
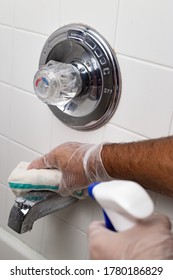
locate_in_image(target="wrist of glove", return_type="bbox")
[58,142,113,199]
[83,143,113,183]
[60,143,113,199]
[28,142,113,199]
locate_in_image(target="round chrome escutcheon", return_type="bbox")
[39,24,121,130]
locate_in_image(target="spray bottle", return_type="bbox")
[88,180,154,231]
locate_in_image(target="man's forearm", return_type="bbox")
[101,136,173,196]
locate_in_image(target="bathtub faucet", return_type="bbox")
[8,191,77,234]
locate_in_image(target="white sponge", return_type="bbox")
[8,161,62,196]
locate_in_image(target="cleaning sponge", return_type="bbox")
[8,161,61,196]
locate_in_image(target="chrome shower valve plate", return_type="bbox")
[38,23,121,130]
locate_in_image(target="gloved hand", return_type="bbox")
[28,142,113,198]
[88,214,173,259]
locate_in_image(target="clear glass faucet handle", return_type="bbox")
[33,60,82,105]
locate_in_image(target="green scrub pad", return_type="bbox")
[8,161,61,196]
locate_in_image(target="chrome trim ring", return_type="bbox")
[39,23,121,130]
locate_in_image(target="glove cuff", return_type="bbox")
[83,143,113,182]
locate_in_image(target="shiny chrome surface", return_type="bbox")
[8,191,77,234]
[33,60,83,106]
[38,23,121,130]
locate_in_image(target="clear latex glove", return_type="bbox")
[88,214,173,260]
[28,142,113,198]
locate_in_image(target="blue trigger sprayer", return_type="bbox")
[88,180,154,232]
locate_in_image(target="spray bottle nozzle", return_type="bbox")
[88,180,154,232]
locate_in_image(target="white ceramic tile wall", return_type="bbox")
[170,115,173,134]
[112,55,173,138]
[51,115,104,148]
[14,0,61,35]
[0,26,13,83]
[156,194,173,217]
[0,185,7,226]
[0,136,9,185]
[0,0,14,26]
[116,0,173,67]
[9,87,52,154]
[0,83,11,137]
[0,0,173,260]
[12,30,47,92]
[42,215,87,259]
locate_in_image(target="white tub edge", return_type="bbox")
[0,226,46,260]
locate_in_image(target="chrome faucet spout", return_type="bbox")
[8,191,77,234]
